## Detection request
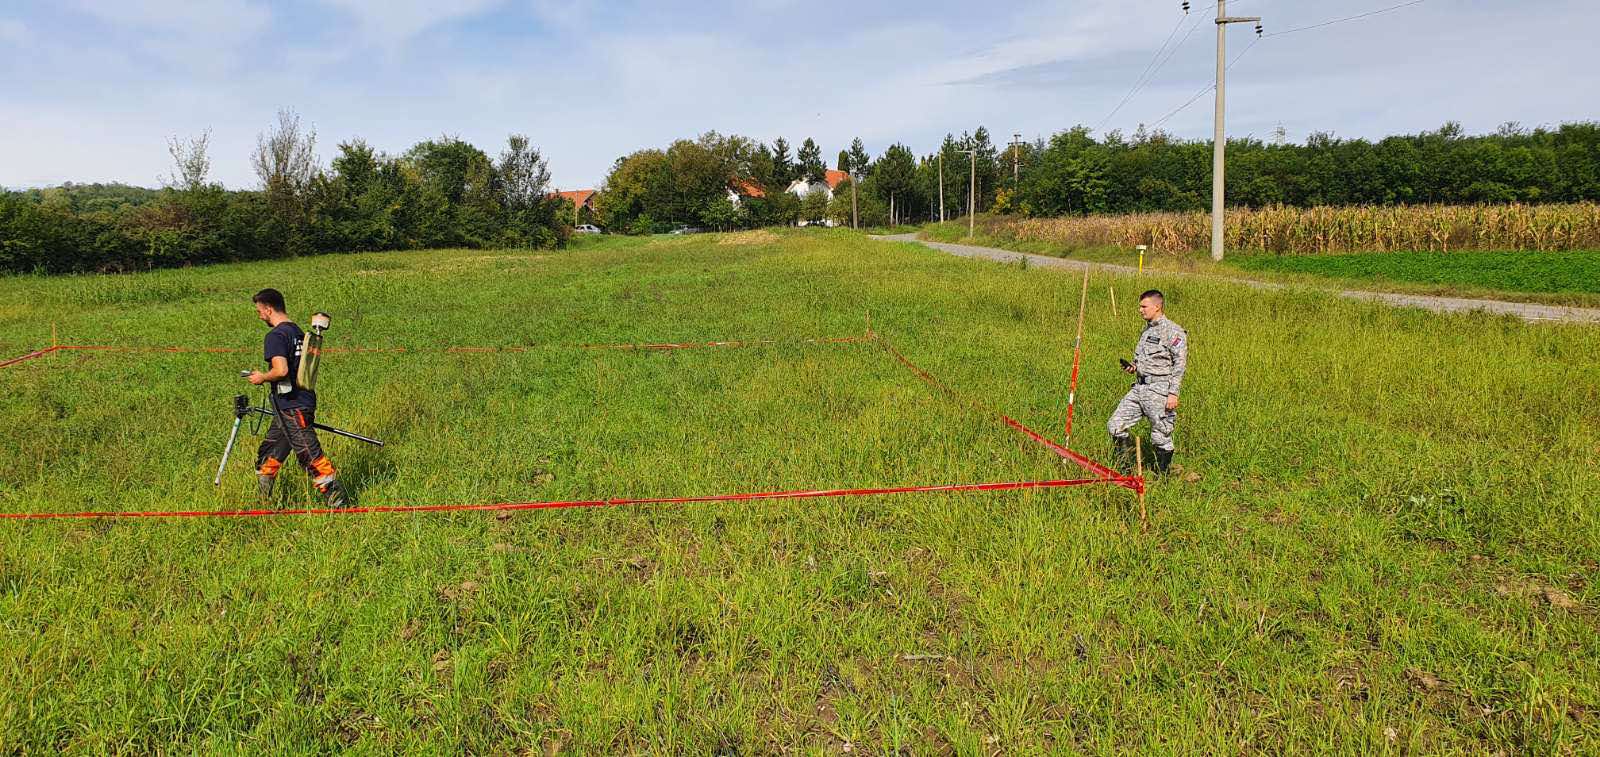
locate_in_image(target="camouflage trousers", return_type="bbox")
[1106,382,1177,452]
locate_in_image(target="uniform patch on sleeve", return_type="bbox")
[1171,336,1183,347]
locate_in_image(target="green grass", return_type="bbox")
[919,221,1600,308]
[1232,250,1600,295]
[2,229,1597,752]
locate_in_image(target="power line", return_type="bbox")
[1150,36,1259,128]
[1265,0,1426,37]
[1094,12,1190,131]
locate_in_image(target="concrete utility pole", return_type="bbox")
[1011,133,1021,185]
[937,152,945,223]
[1211,0,1262,262]
[958,149,976,238]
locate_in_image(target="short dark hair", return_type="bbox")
[1139,289,1164,306]
[252,288,286,313]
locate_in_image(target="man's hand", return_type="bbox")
[1123,360,1137,374]
[1165,394,1180,411]
[246,370,268,386]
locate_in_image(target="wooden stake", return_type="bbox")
[1108,281,1118,318]
[1135,436,1148,531]
[1063,266,1090,447]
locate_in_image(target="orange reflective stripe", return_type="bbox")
[310,456,336,479]
[258,458,282,476]
[296,410,307,428]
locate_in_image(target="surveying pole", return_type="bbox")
[1210,0,1262,262]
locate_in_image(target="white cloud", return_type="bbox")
[319,0,506,48]
[64,0,271,71]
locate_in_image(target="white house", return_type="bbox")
[784,169,850,202]
[786,169,850,226]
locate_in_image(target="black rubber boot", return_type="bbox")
[1111,435,1135,474]
[322,479,350,509]
[257,475,276,505]
[1153,448,1174,475]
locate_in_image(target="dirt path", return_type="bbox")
[873,234,1600,325]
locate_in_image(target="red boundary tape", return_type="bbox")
[0,478,1112,521]
[0,331,1138,520]
[0,336,874,362]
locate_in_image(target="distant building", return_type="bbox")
[550,188,597,226]
[726,178,765,206]
[786,170,849,226]
[552,189,596,212]
[784,169,850,202]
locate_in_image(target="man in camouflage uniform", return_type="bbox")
[1107,289,1187,475]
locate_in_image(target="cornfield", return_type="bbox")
[989,203,1600,256]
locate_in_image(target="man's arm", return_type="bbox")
[248,356,290,385]
[1164,329,1187,409]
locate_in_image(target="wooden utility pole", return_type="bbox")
[937,152,945,223]
[851,174,858,229]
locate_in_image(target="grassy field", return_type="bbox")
[922,221,1600,308]
[1233,250,1600,296]
[1,229,1597,752]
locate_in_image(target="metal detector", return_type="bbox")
[213,311,383,485]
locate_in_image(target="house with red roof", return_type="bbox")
[785,170,850,226]
[726,178,766,206]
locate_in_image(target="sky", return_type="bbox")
[3,0,1596,191]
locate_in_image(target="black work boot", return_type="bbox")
[1153,448,1174,475]
[322,479,350,509]
[257,475,276,505]
[1111,435,1135,474]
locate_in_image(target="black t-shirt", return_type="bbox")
[264,321,316,409]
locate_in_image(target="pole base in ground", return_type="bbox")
[1135,437,1148,531]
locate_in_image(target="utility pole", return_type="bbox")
[937,152,945,223]
[1011,133,1021,185]
[851,172,859,229]
[958,149,976,238]
[1210,0,1262,262]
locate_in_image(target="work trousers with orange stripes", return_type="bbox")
[255,402,338,492]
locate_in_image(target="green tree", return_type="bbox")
[797,138,825,182]
[771,138,794,185]
[848,138,871,178]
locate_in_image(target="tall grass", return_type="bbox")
[983,202,1600,256]
[1,230,1596,751]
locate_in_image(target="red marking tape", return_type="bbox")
[876,336,1136,490]
[0,477,1110,520]
[4,335,874,364]
[0,346,60,368]
[1,329,1139,520]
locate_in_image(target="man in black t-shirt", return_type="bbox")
[245,288,348,507]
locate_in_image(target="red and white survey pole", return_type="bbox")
[1063,266,1089,448]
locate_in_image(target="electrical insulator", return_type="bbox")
[1181,1,1190,12]
[1255,22,1263,36]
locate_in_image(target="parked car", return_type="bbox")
[574,224,603,234]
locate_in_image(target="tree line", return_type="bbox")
[1,110,570,274]
[596,121,1600,233]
